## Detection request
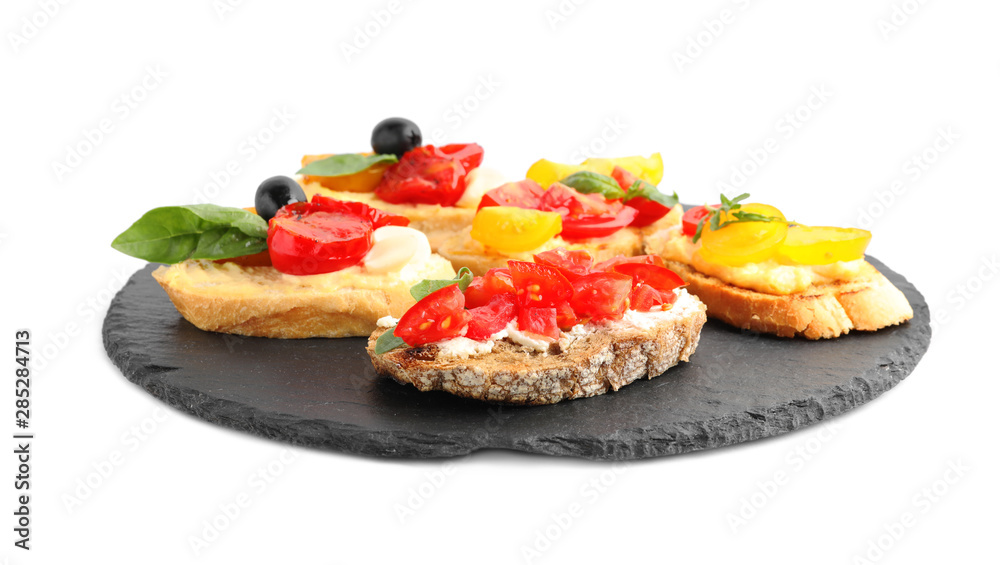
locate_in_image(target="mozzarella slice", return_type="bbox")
[363,226,432,274]
[456,167,508,209]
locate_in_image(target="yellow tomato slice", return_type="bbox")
[470,207,563,253]
[778,225,871,265]
[300,153,391,192]
[698,203,787,266]
[582,153,663,185]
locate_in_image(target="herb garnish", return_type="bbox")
[692,193,784,243]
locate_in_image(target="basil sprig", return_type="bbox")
[297,153,398,177]
[111,204,268,263]
[625,179,679,208]
[374,268,475,354]
[558,171,625,200]
[692,193,784,243]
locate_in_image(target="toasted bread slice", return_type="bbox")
[301,181,475,251]
[367,291,707,405]
[436,227,644,276]
[151,256,456,339]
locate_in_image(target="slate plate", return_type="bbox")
[103,258,930,460]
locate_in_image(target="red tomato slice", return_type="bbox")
[570,272,633,321]
[267,202,373,275]
[532,248,594,281]
[558,209,637,241]
[555,301,579,330]
[310,195,409,229]
[610,165,639,192]
[438,143,484,172]
[538,183,637,241]
[682,205,720,237]
[394,285,470,347]
[464,268,515,309]
[612,263,686,293]
[629,283,678,312]
[477,180,546,211]
[375,145,467,206]
[508,261,573,308]
[517,307,560,340]
[593,254,665,272]
[466,293,517,341]
[624,197,671,228]
[538,183,611,217]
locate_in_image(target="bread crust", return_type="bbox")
[151,257,455,339]
[661,260,913,339]
[367,296,707,405]
[437,227,644,276]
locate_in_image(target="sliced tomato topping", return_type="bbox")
[570,272,633,321]
[538,183,637,241]
[465,293,517,341]
[624,197,671,228]
[375,145,467,206]
[629,283,678,312]
[477,179,546,211]
[612,263,686,293]
[532,248,593,282]
[464,268,515,309]
[508,261,573,308]
[682,205,720,237]
[267,201,373,275]
[394,285,470,347]
[555,301,579,330]
[438,143,484,172]
[538,183,611,217]
[517,307,560,340]
[310,195,409,229]
[593,254,665,272]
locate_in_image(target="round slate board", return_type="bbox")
[102,258,930,460]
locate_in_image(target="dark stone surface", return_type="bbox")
[102,258,930,460]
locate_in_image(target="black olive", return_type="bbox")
[254,175,307,222]
[371,117,422,157]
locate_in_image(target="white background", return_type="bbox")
[3,0,998,563]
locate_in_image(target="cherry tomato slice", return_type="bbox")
[517,307,560,340]
[555,301,579,330]
[629,283,678,312]
[394,285,470,347]
[559,209,638,241]
[612,263,686,293]
[570,272,633,321]
[463,268,515,309]
[624,197,671,228]
[310,195,409,229]
[532,248,594,282]
[375,145,467,206]
[610,165,639,193]
[477,180,546,211]
[538,183,612,217]
[267,202,373,275]
[508,261,574,308]
[438,143,484,172]
[466,293,517,341]
[593,254,664,272]
[538,183,638,241]
[682,205,719,237]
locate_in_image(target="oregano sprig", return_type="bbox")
[692,193,784,243]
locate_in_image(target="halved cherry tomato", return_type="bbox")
[538,183,638,241]
[518,307,560,340]
[629,283,678,312]
[508,261,573,308]
[570,272,633,321]
[612,263,686,293]
[593,254,664,272]
[682,205,719,237]
[466,293,517,341]
[533,248,594,282]
[464,268,515,309]
[267,201,373,275]
[375,145,467,206]
[470,207,563,253]
[394,285,470,347]
[477,180,546,211]
[438,143,484,172]
[310,195,409,230]
[611,166,672,228]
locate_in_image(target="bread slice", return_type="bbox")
[367,291,707,405]
[301,181,475,251]
[436,227,644,276]
[151,256,456,339]
[659,259,912,339]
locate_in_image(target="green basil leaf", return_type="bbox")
[111,204,268,263]
[625,179,679,208]
[374,325,408,354]
[558,171,625,200]
[409,267,474,302]
[297,153,398,177]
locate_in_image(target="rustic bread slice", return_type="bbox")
[661,260,912,339]
[151,255,456,339]
[367,291,707,405]
[436,226,644,276]
[301,182,475,252]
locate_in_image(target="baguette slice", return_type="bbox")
[660,259,912,339]
[151,255,455,339]
[367,291,707,405]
